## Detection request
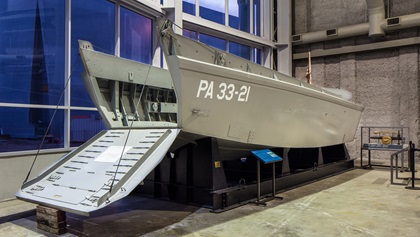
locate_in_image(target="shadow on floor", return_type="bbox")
[19,196,199,237]
[16,168,371,237]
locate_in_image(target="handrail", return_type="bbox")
[405,142,420,190]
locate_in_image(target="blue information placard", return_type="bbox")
[251,149,283,164]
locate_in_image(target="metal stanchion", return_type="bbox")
[405,142,420,190]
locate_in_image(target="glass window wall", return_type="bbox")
[200,33,226,51]
[0,0,65,105]
[253,0,261,36]
[182,0,261,36]
[229,0,250,33]
[182,0,195,15]
[200,0,225,25]
[0,1,155,154]
[183,30,262,65]
[183,29,197,40]
[71,0,115,107]
[0,0,267,154]
[0,107,64,152]
[120,7,153,64]
[229,41,251,61]
[253,48,262,64]
[70,110,106,147]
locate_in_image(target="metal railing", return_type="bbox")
[390,141,420,189]
[390,148,409,185]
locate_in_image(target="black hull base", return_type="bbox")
[134,137,354,212]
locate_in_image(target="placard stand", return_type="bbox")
[252,149,284,206]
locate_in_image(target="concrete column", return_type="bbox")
[277,0,292,76]
[398,33,419,144]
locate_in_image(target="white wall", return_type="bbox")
[0,151,67,201]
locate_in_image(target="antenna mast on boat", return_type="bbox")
[306,49,312,84]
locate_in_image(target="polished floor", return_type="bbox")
[1,159,419,237]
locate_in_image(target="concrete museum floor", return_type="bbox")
[0,158,419,237]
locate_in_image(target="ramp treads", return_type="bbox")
[16,128,180,215]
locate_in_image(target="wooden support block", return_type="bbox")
[36,205,67,235]
[37,213,66,229]
[37,205,66,217]
[37,223,67,235]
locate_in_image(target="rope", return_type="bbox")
[23,42,113,184]
[23,59,78,184]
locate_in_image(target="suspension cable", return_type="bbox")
[108,62,153,194]
[23,59,78,184]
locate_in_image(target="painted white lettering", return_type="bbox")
[238,85,247,102]
[199,80,251,102]
[225,84,235,100]
[204,81,214,99]
[197,80,208,98]
[245,86,251,102]
[217,83,227,100]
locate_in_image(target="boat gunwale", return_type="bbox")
[171,55,364,112]
[79,46,174,90]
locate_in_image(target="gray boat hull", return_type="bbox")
[166,55,363,148]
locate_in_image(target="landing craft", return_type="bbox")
[16,19,364,215]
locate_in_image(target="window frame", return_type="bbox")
[0,0,273,156]
[0,0,162,156]
[181,0,262,36]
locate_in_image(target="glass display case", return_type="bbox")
[360,126,409,168]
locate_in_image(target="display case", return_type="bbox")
[360,126,409,168]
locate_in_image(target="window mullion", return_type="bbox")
[115,2,121,56]
[225,0,229,27]
[250,0,254,34]
[64,0,71,148]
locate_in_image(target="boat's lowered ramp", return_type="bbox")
[16,128,180,215]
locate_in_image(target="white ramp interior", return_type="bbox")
[16,128,179,215]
